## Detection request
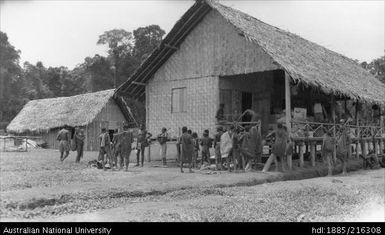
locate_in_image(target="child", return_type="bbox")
[191,132,199,168]
[200,130,212,165]
[322,129,335,176]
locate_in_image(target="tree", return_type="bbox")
[0,31,22,122]
[361,56,385,84]
[22,61,53,100]
[133,25,165,62]
[96,25,165,88]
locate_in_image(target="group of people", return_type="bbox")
[98,124,152,171]
[56,117,355,176]
[174,124,263,173]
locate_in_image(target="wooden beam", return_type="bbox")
[285,72,291,133]
[122,5,210,96]
[310,142,316,167]
[331,96,337,162]
[132,81,146,86]
[164,44,179,50]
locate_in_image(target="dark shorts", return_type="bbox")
[59,140,70,152]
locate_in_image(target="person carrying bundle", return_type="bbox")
[262,123,288,172]
[57,125,71,162]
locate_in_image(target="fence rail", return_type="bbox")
[0,136,42,152]
[291,120,384,139]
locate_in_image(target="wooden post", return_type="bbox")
[25,137,28,152]
[147,143,151,162]
[287,153,292,170]
[331,96,337,163]
[310,141,316,167]
[299,142,304,168]
[355,102,360,158]
[362,139,367,158]
[285,72,291,133]
[380,116,384,154]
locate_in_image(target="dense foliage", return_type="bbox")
[0,25,165,126]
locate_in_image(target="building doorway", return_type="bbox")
[242,92,252,122]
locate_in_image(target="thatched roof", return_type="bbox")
[116,0,385,105]
[7,89,136,133]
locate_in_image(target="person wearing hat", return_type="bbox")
[118,125,134,171]
[214,126,224,170]
[57,125,71,162]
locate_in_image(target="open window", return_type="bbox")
[171,87,187,113]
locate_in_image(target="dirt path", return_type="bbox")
[1,149,383,221]
[6,169,385,222]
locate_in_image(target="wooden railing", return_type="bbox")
[291,120,385,139]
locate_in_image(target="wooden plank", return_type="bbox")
[310,142,316,167]
[299,142,304,168]
[285,72,291,133]
[287,153,292,171]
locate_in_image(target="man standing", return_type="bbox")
[112,129,121,169]
[98,127,112,171]
[136,124,152,167]
[214,126,224,170]
[221,125,235,172]
[74,128,85,163]
[57,125,71,162]
[336,119,351,176]
[119,125,133,171]
[180,126,193,173]
[157,127,169,166]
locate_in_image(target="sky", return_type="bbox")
[0,0,384,69]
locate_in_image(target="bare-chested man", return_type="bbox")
[57,125,71,162]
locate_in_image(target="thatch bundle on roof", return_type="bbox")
[7,89,135,134]
[116,0,385,105]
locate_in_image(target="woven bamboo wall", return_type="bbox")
[147,10,279,137]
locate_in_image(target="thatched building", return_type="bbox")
[116,0,385,136]
[7,89,137,151]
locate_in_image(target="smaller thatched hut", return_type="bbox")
[6,89,137,151]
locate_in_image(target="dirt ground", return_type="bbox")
[0,149,383,222]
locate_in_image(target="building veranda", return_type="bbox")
[115,0,385,168]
